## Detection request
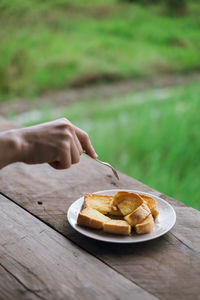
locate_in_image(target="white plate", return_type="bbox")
[67,189,176,243]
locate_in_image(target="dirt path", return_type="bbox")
[1,71,200,117]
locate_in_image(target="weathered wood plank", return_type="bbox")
[0,194,156,300]
[0,119,200,300]
[0,265,38,300]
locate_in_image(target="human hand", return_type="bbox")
[11,118,97,170]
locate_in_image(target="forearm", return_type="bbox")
[0,130,22,169]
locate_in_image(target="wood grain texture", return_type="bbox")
[0,265,38,300]
[0,118,200,300]
[0,194,156,300]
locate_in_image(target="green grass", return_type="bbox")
[1,0,200,100]
[15,81,200,210]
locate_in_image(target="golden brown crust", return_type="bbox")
[103,220,131,235]
[77,207,110,230]
[135,214,154,234]
[83,193,113,214]
[77,192,158,235]
[109,206,123,216]
[124,203,151,226]
[139,194,159,220]
[139,194,156,210]
[151,208,159,220]
[112,191,144,216]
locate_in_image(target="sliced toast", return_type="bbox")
[77,207,110,230]
[84,193,122,216]
[103,219,131,235]
[139,194,159,220]
[112,191,144,216]
[77,191,157,235]
[109,206,123,216]
[135,214,154,234]
[83,193,113,214]
[124,203,151,226]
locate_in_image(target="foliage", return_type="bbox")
[165,0,187,15]
[0,0,200,100]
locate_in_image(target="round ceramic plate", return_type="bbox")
[67,189,176,243]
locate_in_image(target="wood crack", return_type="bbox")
[6,254,50,291]
[0,263,46,300]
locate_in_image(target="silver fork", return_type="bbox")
[84,151,119,180]
[95,158,119,180]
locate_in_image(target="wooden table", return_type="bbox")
[0,117,200,300]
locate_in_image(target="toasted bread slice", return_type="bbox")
[77,208,110,230]
[135,214,154,234]
[109,206,123,216]
[124,203,151,226]
[151,208,159,220]
[83,193,113,214]
[112,191,144,216]
[103,219,131,235]
[139,194,159,220]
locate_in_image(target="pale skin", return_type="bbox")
[0,118,98,170]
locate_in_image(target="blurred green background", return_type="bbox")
[0,0,200,209]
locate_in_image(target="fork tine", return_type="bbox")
[84,152,119,180]
[112,168,120,180]
[96,159,119,180]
